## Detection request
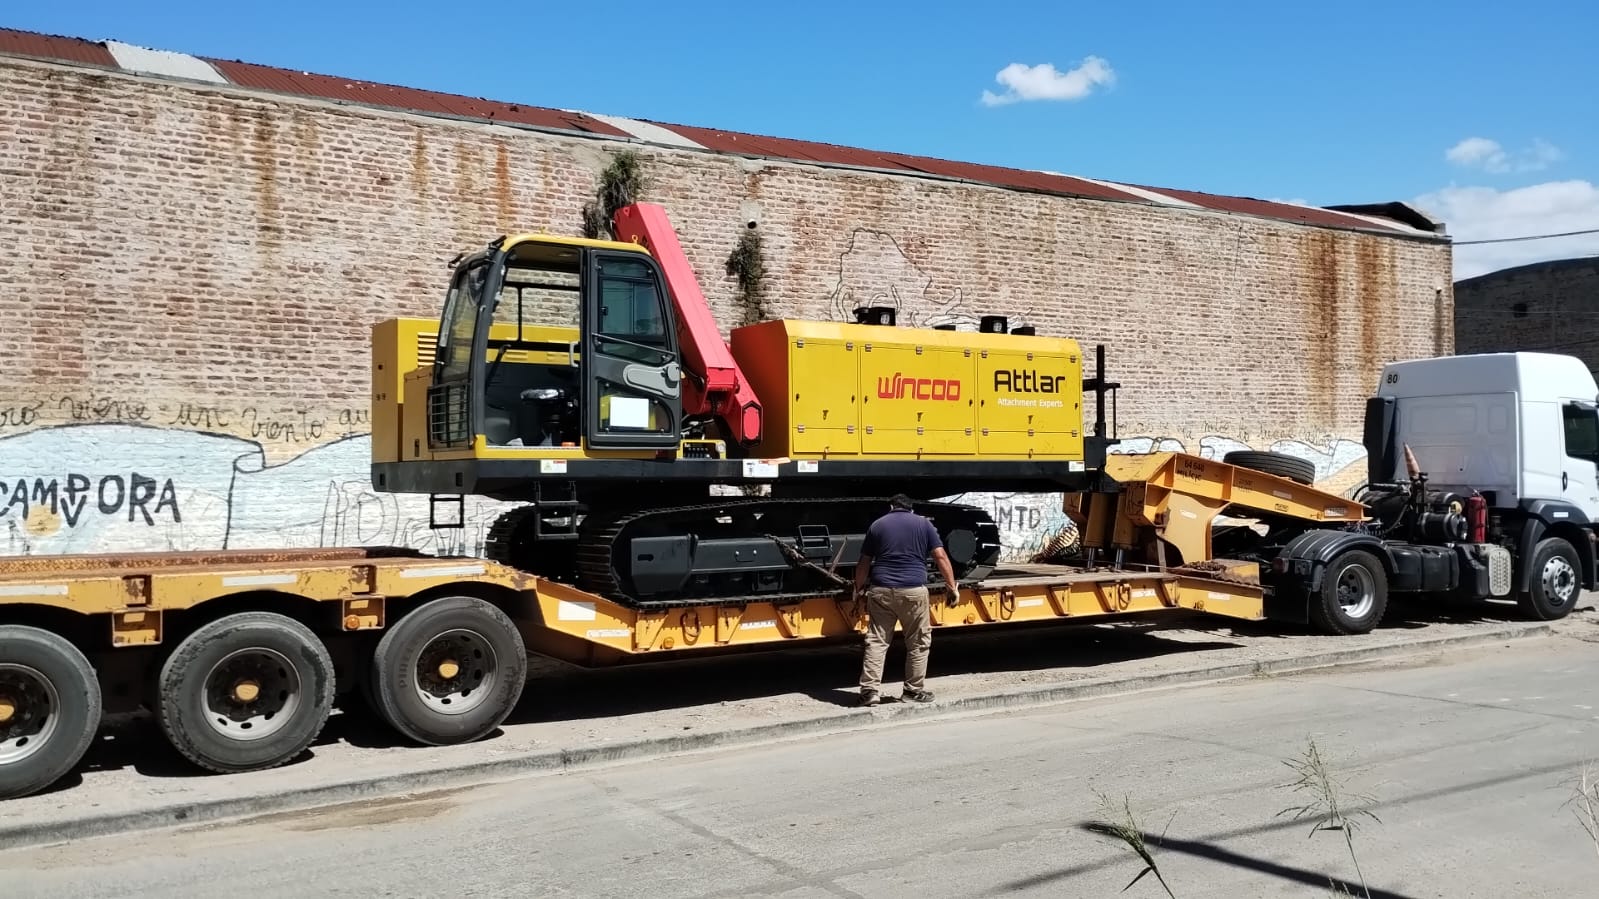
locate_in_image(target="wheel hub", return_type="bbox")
[1543,556,1577,603]
[1335,565,1375,619]
[202,648,301,742]
[0,664,59,765]
[414,630,496,716]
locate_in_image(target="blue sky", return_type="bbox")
[6,1,1596,278]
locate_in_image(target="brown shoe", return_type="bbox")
[901,688,934,703]
[860,691,880,707]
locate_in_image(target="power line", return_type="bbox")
[1455,228,1599,245]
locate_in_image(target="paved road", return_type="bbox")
[3,633,1596,898]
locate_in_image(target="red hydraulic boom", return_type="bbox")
[612,203,764,447]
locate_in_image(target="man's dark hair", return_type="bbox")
[888,494,914,511]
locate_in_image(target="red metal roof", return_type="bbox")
[0,28,115,68]
[660,122,1144,203]
[0,26,1435,239]
[1123,183,1401,233]
[206,58,630,137]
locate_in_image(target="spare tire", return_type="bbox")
[1224,450,1316,486]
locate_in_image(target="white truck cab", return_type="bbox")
[1367,352,1599,519]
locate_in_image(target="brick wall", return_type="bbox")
[1455,258,1599,372]
[0,55,1455,557]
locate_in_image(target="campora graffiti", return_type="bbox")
[0,423,1366,563]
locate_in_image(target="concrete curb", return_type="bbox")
[0,621,1553,851]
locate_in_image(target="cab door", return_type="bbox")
[1559,399,1599,518]
[581,251,682,450]
[427,258,489,450]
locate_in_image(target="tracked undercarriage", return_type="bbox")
[485,497,1002,608]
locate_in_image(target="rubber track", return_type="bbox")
[575,496,1000,608]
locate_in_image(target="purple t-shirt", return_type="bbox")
[861,509,943,588]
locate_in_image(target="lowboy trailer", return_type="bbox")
[0,447,1359,801]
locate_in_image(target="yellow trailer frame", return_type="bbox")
[0,451,1361,801]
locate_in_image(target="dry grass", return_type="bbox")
[1277,737,1381,898]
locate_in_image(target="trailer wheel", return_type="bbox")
[155,612,335,774]
[1224,451,1317,486]
[369,596,526,746]
[0,626,101,800]
[1517,537,1582,620]
[1309,550,1388,635]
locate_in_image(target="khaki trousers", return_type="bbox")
[859,584,932,693]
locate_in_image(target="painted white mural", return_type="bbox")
[0,422,1366,563]
[0,424,515,557]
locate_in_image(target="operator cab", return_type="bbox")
[427,235,685,457]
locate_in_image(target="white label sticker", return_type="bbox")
[586,628,630,639]
[1017,598,1045,608]
[1324,507,1348,518]
[1207,591,1229,601]
[557,600,597,621]
[743,459,779,478]
[0,584,68,597]
[222,573,297,587]
[1069,461,1085,472]
[1132,588,1156,598]
[399,564,486,579]
[797,460,820,473]
[1273,490,1292,500]
[740,619,777,630]
[540,459,568,473]
[609,396,650,429]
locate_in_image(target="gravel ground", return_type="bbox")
[0,593,1590,837]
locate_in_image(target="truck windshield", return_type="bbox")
[437,262,487,380]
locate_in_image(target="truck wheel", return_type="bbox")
[0,626,101,800]
[155,612,335,774]
[1309,550,1388,635]
[1517,537,1582,620]
[369,596,526,746]
[1224,450,1317,486]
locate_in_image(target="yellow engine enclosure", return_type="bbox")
[729,319,1085,461]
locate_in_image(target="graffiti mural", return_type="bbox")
[0,416,1368,565]
[0,424,517,558]
[825,230,982,329]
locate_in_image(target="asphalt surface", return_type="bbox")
[3,631,1596,897]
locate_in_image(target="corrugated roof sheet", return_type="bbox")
[206,58,631,137]
[0,26,1440,239]
[0,28,115,68]
[659,122,1145,203]
[1123,184,1407,234]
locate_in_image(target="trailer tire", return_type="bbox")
[369,596,526,746]
[155,612,335,774]
[1224,451,1317,486]
[1517,537,1582,620]
[0,626,101,800]
[1309,550,1388,635]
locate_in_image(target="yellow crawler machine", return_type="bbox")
[370,202,1110,608]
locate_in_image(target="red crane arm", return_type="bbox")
[611,202,764,447]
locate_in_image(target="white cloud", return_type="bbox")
[981,57,1115,106]
[1444,136,1563,174]
[1410,179,1599,279]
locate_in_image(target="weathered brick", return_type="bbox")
[1455,258,1599,370]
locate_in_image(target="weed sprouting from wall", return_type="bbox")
[580,150,648,240]
[726,225,768,326]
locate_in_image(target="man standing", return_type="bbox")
[854,494,960,706]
